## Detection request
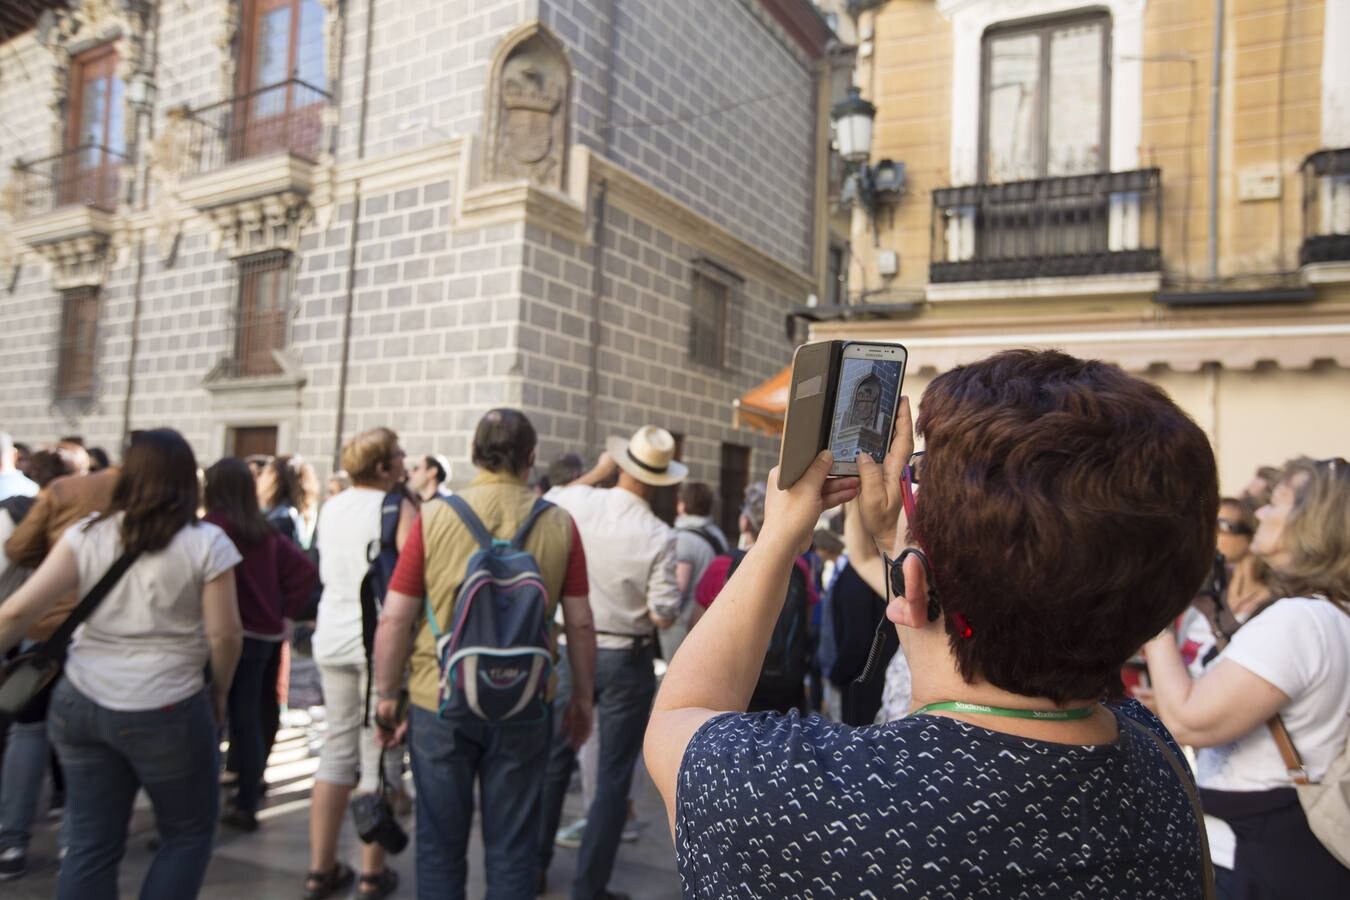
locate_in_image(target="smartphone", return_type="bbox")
[826,341,907,476]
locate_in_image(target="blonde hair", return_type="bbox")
[341,427,400,485]
[1274,457,1350,606]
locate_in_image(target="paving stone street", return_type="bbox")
[5,724,680,900]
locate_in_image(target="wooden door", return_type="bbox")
[231,426,279,459]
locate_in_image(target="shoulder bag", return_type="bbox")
[0,550,138,725]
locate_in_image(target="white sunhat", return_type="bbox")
[606,425,689,488]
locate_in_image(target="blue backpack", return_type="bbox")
[424,495,554,723]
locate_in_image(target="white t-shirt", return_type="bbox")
[313,487,387,666]
[1197,597,1350,797]
[62,513,241,711]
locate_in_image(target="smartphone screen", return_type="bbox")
[827,342,907,476]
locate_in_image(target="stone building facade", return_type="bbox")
[813,0,1350,492]
[0,0,836,533]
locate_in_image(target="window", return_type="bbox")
[56,287,99,399]
[65,43,125,208]
[980,13,1110,183]
[234,251,291,376]
[689,269,729,368]
[718,443,751,541]
[236,0,327,159]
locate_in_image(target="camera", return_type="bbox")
[351,789,408,854]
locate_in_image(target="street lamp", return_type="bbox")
[831,86,904,243]
[831,86,875,166]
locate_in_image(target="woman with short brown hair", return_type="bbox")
[647,350,1219,898]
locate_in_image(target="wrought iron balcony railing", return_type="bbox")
[13,144,127,217]
[1301,148,1350,266]
[930,168,1162,283]
[181,78,330,177]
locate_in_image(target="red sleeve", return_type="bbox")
[276,535,320,619]
[695,556,732,609]
[388,514,426,597]
[562,518,588,596]
[795,556,820,605]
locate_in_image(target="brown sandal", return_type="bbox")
[358,869,399,900]
[302,861,354,900]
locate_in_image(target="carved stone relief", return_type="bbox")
[484,24,570,190]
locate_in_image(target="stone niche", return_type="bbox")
[483,24,571,190]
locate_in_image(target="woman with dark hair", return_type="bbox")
[0,428,243,900]
[1146,458,1350,897]
[646,350,1220,898]
[205,458,318,832]
[256,456,306,547]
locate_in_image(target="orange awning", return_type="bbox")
[734,364,791,435]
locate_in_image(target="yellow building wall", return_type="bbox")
[865,0,1329,290]
[866,0,952,295]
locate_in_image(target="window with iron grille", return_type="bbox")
[56,287,100,399]
[234,251,291,377]
[689,269,730,368]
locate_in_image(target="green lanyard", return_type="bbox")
[912,700,1096,721]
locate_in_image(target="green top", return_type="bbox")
[912,700,1097,721]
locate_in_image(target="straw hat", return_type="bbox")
[606,426,688,487]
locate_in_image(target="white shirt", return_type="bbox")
[546,484,679,648]
[314,487,388,666]
[1197,597,1350,796]
[0,470,37,500]
[62,513,241,711]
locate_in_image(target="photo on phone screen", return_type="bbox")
[827,344,904,473]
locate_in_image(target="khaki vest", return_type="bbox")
[409,472,575,712]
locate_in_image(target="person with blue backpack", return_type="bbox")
[372,409,596,900]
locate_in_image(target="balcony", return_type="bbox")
[175,79,330,256]
[1300,148,1350,267]
[9,145,128,288]
[930,169,1162,289]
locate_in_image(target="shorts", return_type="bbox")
[315,662,382,793]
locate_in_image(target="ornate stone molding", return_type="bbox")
[483,22,571,191]
[203,191,315,258]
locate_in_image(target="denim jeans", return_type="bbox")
[227,638,275,815]
[539,643,656,900]
[409,704,551,900]
[47,677,220,900]
[0,643,62,853]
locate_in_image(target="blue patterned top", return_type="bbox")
[676,701,1203,899]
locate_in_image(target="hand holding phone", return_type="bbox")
[778,340,908,488]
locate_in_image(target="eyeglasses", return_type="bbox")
[1216,518,1253,536]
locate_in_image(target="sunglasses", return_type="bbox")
[1216,518,1253,536]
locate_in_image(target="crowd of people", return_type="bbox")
[0,346,1346,900]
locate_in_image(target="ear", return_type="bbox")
[885,551,931,629]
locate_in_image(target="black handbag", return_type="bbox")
[0,550,138,724]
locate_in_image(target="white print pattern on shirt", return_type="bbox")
[676,700,1203,899]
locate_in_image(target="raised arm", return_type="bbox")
[1143,633,1289,747]
[644,453,858,829]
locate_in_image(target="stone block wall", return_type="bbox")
[543,0,818,272]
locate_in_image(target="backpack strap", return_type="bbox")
[681,524,727,556]
[445,494,495,550]
[510,499,554,550]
